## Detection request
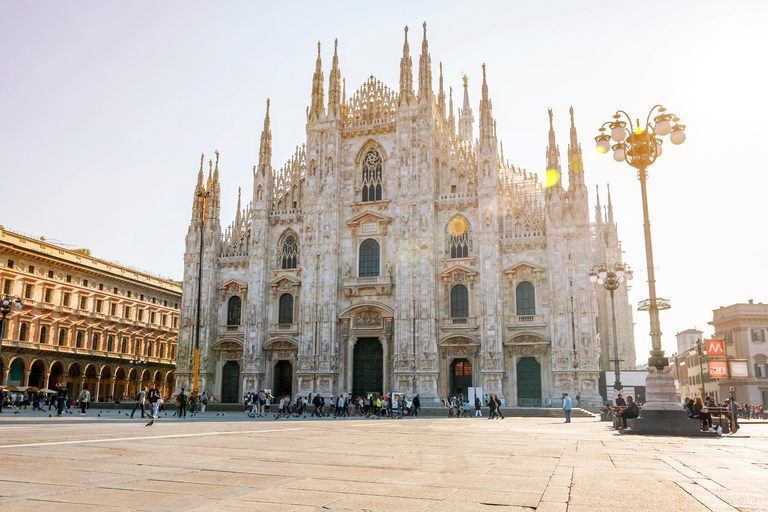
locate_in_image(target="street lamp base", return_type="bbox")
[648,354,669,370]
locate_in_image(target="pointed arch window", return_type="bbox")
[359,239,380,277]
[227,296,242,326]
[448,218,469,259]
[19,322,27,341]
[450,284,469,318]
[361,150,383,202]
[516,281,535,316]
[280,235,299,269]
[278,293,294,324]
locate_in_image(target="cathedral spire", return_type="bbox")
[327,39,342,118]
[458,74,474,142]
[234,186,242,224]
[595,185,603,227]
[567,105,585,189]
[309,41,325,121]
[192,153,205,222]
[448,86,455,136]
[437,62,446,119]
[546,108,561,186]
[418,22,432,103]
[607,183,615,226]
[399,26,414,107]
[257,99,272,178]
[478,64,496,152]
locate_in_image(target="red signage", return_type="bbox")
[708,361,728,378]
[707,339,726,357]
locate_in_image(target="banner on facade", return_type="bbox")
[708,361,728,378]
[729,360,750,378]
[706,339,726,357]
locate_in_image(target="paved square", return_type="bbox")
[1,412,767,511]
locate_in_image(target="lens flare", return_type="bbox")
[544,169,560,188]
[448,218,467,236]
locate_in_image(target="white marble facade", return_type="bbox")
[175,25,635,406]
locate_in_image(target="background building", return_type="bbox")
[0,226,181,400]
[176,26,636,405]
[709,300,768,406]
[676,328,703,355]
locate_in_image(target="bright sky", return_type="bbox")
[2,1,766,362]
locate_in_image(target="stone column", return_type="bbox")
[78,375,85,396]
[510,354,518,407]
[109,377,116,399]
[22,369,31,387]
[94,377,101,401]
[43,370,51,390]
[1,368,9,386]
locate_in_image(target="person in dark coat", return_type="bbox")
[494,395,504,420]
[619,395,639,428]
[177,388,187,418]
[488,394,497,419]
[412,394,421,417]
[615,393,626,407]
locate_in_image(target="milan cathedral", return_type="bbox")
[175,24,635,406]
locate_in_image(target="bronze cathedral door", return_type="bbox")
[221,361,240,403]
[353,337,383,397]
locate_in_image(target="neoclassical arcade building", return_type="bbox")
[0,226,181,400]
[175,25,635,406]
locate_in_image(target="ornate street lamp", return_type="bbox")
[595,106,686,370]
[0,295,23,361]
[590,263,633,393]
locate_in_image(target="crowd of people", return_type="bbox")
[241,390,423,419]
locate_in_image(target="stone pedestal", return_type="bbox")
[642,366,680,411]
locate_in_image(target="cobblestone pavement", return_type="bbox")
[0,409,767,511]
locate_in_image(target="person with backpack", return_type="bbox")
[475,395,482,417]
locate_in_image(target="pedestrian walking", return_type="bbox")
[131,387,147,418]
[576,391,581,408]
[201,391,209,413]
[563,393,572,423]
[488,395,497,419]
[78,387,90,416]
[494,395,505,420]
[176,388,187,418]
[413,394,421,417]
[147,384,160,418]
[475,395,482,417]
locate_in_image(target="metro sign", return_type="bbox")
[708,361,728,378]
[707,339,726,357]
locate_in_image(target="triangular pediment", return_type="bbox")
[439,264,477,279]
[346,210,392,226]
[439,335,480,347]
[269,274,302,288]
[504,261,545,275]
[219,279,248,291]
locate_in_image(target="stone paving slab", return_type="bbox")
[0,410,767,511]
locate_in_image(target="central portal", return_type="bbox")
[353,337,383,398]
